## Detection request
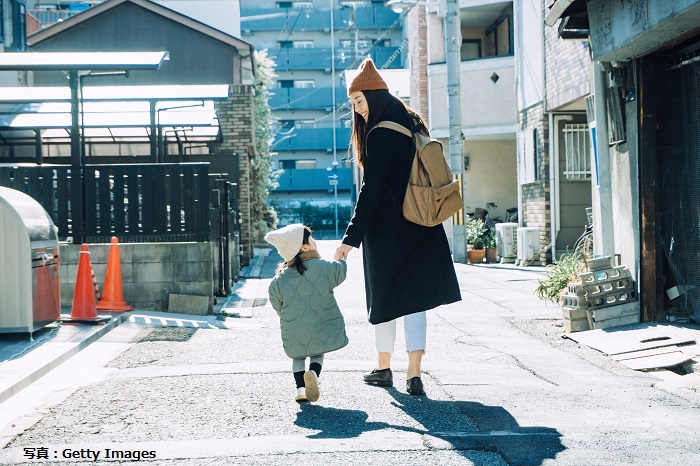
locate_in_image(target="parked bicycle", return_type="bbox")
[573,207,594,259]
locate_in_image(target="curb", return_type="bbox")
[0,313,129,405]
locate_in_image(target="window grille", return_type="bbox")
[292,2,313,8]
[294,80,315,89]
[296,160,316,169]
[293,41,314,49]
[563,123,591,180]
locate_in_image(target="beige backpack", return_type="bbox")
[372,121,464,227]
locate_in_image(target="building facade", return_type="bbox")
[240,0,403,237]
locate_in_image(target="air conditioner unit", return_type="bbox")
[495,222,518,263]
[517,227,540,266]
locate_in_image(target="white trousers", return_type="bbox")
[374,311,427,353]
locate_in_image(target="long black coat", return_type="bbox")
[342,102,462,324]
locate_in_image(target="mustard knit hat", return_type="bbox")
[264,223,305,262]
[347,58,388,94]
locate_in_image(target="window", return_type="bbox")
[460,39,481,61]
[293,40,314,48]
[296,160,316,169]
[278,40,293,48]
[2,0,26,52]
[294,80,315,89]
[563,124,591,180]
[520,128,538,183]
[280,160,296,169]
[277,2,292,8]
[296,120,316,129]
[278,80,294,88]
[292,1,313,8]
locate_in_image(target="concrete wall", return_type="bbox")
[428,57,517,139]
[588,0,700,62]
[461,139,518,220]
[59,242,214,312]
[609,99,640,284]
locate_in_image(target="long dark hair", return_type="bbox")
[277,226,313,275]
[349,89,427,169]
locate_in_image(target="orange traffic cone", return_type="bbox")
[64,244,109,324]
[97,237,133,312]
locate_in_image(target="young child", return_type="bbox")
[265,224,348,403]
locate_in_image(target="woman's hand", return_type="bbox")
[334,244,354,260]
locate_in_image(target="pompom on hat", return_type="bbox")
[265,223,305,262]
[347,58,389,94]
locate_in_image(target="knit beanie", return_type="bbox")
[264,223,305,263]
[347,58,388,94]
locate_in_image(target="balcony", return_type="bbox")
[268,47,402,72]
[269,87,348,111]
[241,6,399,33]
[275,168,353,192]
[272,127,352,152]
[428,56,516,139]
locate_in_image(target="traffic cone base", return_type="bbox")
[96,300,133,311]
[97,237,133,312]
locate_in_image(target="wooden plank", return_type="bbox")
[638,55,661,323]
[619,352,691,371]
[611,345,679,361]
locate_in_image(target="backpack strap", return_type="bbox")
[368,121,416,212]
[371,121,413,138]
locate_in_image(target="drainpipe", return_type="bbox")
[549,114,574,260]
[593,62,614,257]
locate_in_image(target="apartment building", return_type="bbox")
[240,0,403,236]
[411,0,516,258]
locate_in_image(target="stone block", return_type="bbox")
[173,261,212,282]
[562,306,588,321]
[132,243,173,263]
[563,318,591,333]
[168,294,210,316]
[133,262,173,283]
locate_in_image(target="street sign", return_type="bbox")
[329,180,338,186]
[328,173,339,181]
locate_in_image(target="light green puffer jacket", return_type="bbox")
[268,258,348,359]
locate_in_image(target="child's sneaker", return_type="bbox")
[295,387,308,403]
[303,370,320,402]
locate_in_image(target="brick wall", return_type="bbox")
[520,102,550,265]
[407,6,429,120]
[213,84,255,265]
[544,17,592,111]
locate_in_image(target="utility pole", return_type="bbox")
[443,0,466,262]
[330,0,339,238]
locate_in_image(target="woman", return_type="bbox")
[334,58,461,396]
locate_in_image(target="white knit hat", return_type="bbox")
[264,224,305,262]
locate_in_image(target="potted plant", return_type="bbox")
[534,253,586,303]
[465,218,487,264]
[484,230,498,263]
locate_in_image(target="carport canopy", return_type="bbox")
[0,84,229,158]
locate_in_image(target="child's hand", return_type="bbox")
[334,244,353,260]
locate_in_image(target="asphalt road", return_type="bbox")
[1,240,699,465]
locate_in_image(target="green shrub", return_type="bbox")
[534,253,586,303]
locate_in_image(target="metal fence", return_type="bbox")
[0,163,211,243]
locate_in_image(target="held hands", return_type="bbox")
[334,244,354,261]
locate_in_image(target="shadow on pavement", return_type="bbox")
[293,387,564,465]
[387,389,565,466]
[294,403,424,439]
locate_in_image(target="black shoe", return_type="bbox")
[363,368,393,387]
[406,377,425,396]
